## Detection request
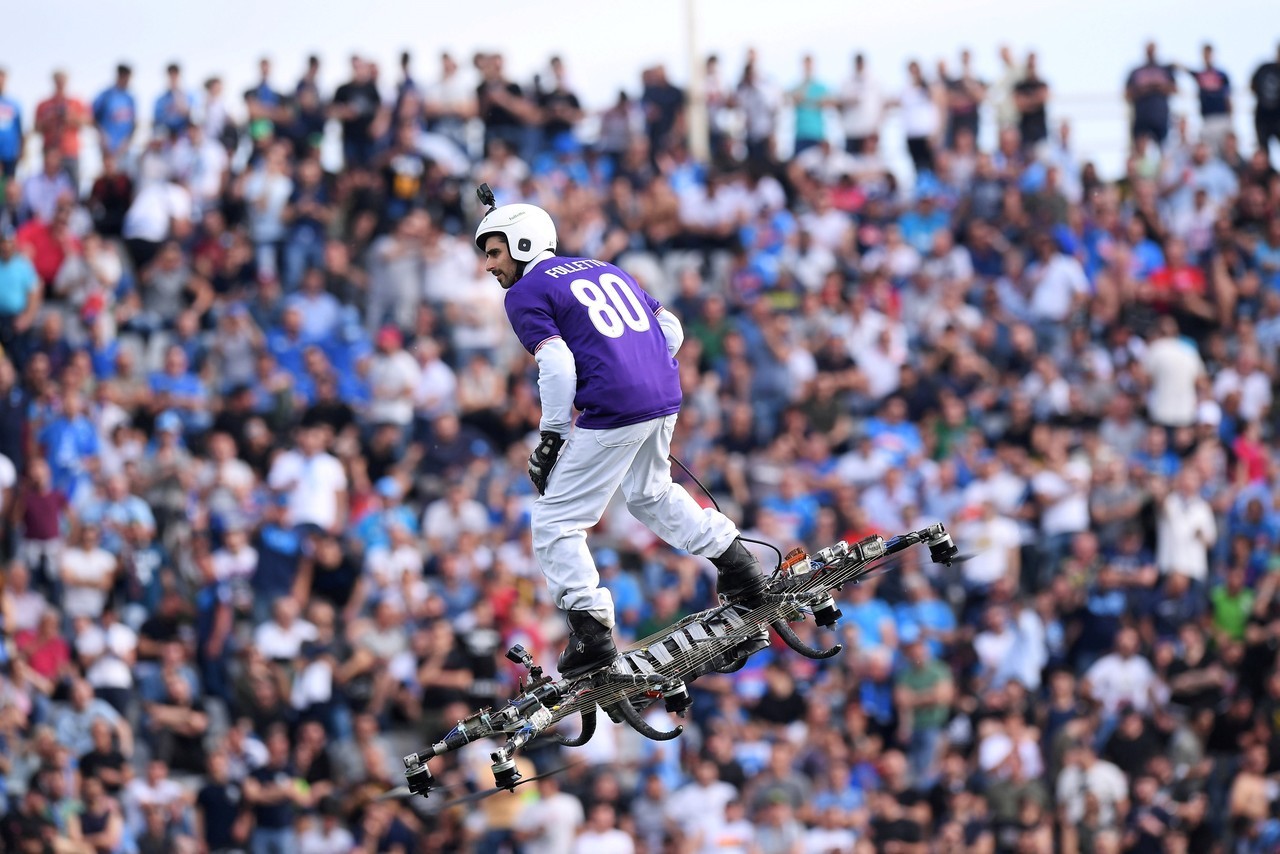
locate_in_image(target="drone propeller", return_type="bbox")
[378,762,582,808]
[376,775,471,803]
[439,762,583,809]
[377,785,415,802]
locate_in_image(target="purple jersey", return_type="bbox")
[504,256,682,430]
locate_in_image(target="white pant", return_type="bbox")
[532,413,739,627]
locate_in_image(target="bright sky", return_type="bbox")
[5,0,1276,177]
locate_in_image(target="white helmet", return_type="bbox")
[474,203,557,264]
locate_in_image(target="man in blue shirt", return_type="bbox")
[244,57,284,131]
[0,230,40,361]
[789,54,832,155]
[153,63,194,140]
[894,574,956,661]
[863,396,924,470]
[596,548,645,637]
[92,64,136,158]
[77,472,157,553]
[0,69,24,178]
[39,387,99,501]
[148,345,210,434]
[349,477,418,554]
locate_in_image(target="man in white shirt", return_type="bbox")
[122,175,194,269]
[840,53,883,154]
[0,451,14,520]
[253,596,318,662]
[4,562,48,634]
[1026,232,1089,324]
[1211,347,1272,423]
[413,337,458,421]
[167,123,228,216]
[801,805,856,854]
[75,612,137,702]
[571,803,634,854]
[665,760,740,840]
[1082,628,1157,715]
[1156,468,1216,583]
[422,482,491,552]
[1056,741,1129,829]
[955,498,1022,591]
[423,52,476,152]
[1141,317,1204,428]
[366,326,420,430]
[1031,434,1091,585]
[298,799,356,854]
[60,523,118,620]
[123,759,191,840]
[267,423,348,534]
[974,606,1017,683]
[513,774,585,854]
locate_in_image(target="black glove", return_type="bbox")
[528,431,565,495]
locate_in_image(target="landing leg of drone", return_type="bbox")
[609,697,684,741]
[772,620,843,659]
[553,707,598,747]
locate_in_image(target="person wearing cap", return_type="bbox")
[366,325,419,441]
[350,476,417,554]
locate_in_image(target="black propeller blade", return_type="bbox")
[439,762,583,809]
[378,761,581,808]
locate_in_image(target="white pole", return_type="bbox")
[685,0,710,163]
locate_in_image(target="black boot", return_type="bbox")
[557,611,618,678]
[712,538,766,607]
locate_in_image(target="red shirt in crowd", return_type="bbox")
[14,629,70,682]
[34,95,89,159]
[1148,264,1207,312]
[16,219,80,286]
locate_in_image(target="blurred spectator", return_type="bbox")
[34,70,89,185]
[1013,52,1050,150]
[1125,42,1178,148]
[0,228,41,357]
[1157,467,1216,584]
[899,61,939,175]
[788,54,832,155]
[92,63,137,160]
[1187,43,1233,154]
[0,69,24,179]
[1251,42,1280,161]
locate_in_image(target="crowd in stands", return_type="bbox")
[0,34,1279,854]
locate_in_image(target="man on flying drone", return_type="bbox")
[473,187,766,678]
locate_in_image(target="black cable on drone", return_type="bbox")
[668,453,784,571]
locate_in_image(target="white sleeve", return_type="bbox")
[656,307,685,357]
[535,338,577,436]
